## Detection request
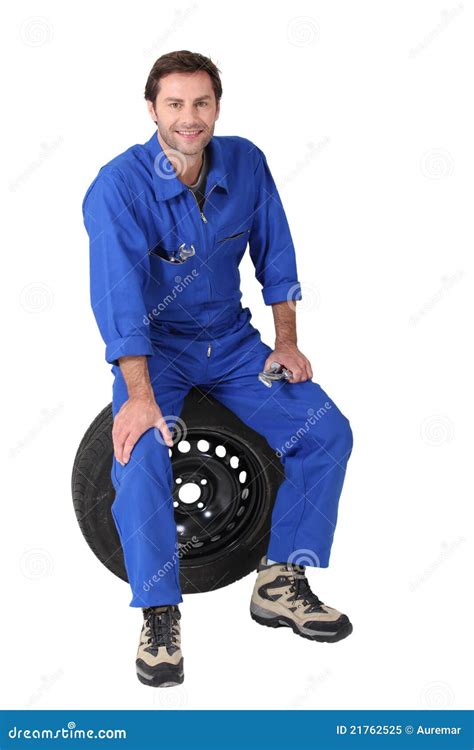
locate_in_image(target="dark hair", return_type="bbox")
[144,50,222,105]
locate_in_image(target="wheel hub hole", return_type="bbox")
[178,482,202,504]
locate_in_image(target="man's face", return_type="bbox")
[148,71,220,156]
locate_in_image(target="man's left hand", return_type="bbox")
[264,343,313,383]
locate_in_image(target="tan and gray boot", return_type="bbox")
[250,556,353,643]
[136,604,184,687]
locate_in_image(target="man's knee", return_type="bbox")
[113,427,172,486]
[339,416,354,458]
[312,405,353,458]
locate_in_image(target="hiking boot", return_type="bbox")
[250,556,353,643]
[136,604,184,687]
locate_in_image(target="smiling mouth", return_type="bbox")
[175,129,203,138]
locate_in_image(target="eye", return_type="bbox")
[197,101,208,107]
[169,102,180,109]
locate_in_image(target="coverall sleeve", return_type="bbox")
[82,170,154,366]
[248,147,303,306]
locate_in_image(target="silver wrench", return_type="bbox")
[258,361,293,388]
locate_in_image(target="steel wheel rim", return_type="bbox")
[169,427,267,559]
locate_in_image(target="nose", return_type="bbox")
[177,103,202,128]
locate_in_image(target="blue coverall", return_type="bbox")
[82,130,353,607]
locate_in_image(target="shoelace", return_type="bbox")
[286,565,325,611]
[143,606,180,649]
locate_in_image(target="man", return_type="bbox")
[82,50,354,689]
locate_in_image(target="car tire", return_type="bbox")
[71,388,284,594]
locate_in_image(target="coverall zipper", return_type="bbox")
[187,184,217,361]
[187,183,217,223]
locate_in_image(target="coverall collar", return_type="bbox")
[144,129,229,202]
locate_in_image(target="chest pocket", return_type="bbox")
[149,236,193,264]
[211,217,252,298]
[148,237,200,301]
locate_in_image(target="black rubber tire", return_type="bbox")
[71,388,284,595]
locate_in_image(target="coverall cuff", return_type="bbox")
[105,336,154,366]
[262,282,303,306]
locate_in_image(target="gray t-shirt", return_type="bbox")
[188,147,209,211]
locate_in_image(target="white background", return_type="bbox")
[1,0,472,711]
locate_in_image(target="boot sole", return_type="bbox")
[136,659,184,688]
[250,603,353,643]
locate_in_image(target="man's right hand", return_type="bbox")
[113,354,173,465]
[112,395,174,465]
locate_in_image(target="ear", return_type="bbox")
[215,98,220,121]
[146,100,157,124]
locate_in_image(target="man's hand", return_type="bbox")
[112,395,174,465]
[113,355,174,465]
[268,300,312,383]
[264,342,313,383]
